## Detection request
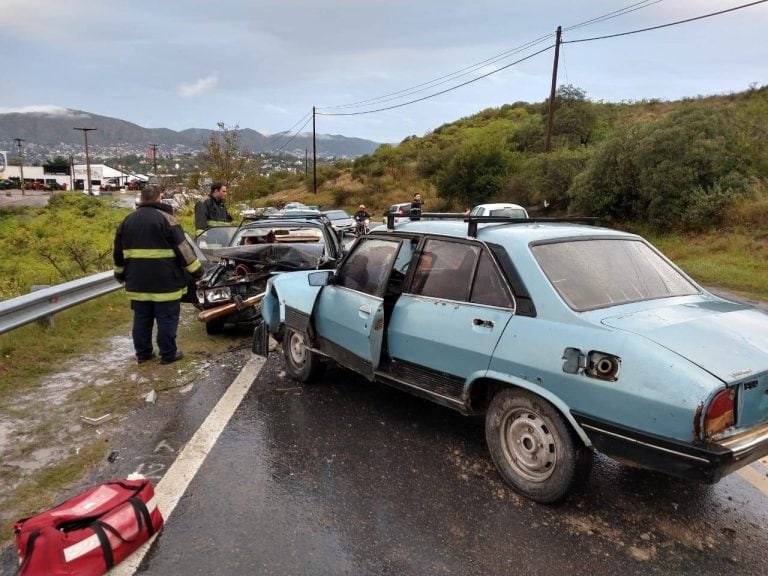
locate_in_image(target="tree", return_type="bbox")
[435,139,515,207]
[203,122,248,188]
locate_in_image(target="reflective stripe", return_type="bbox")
[126,287,186,302]
[186,260,202,273]
[114,266,125,273]
[207,220,231,227]
[124,248,175,259]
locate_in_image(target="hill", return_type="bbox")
[0,107,381,160]
[279,85,768,234]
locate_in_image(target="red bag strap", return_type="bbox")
[15,529,40,576]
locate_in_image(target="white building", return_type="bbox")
[0,156,133,193]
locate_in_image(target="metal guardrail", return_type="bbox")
[0,271,122,335]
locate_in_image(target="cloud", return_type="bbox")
[178,74,219,98]
[0,105,84,117]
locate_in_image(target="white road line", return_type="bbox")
[109,355,266,575]
[737,464,768,498]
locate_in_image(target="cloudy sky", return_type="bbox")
[2,0,767,143]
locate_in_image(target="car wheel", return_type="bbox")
[485,388,592,503]
[283,327,322,382]
[205,318,225,335]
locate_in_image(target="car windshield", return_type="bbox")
[489,208,527,218]
[531,238,699,311]
[324,210,349,220]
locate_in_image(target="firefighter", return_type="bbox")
[114,184,204,365]
[194,181,233,235]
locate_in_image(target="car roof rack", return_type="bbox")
[241,213,330,225]
[384,211,600,237]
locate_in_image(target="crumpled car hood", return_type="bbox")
[601,299,768,383]
[210,243,326,269]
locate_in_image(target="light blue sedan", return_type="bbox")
[253,215,768,503]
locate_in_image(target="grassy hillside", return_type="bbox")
[254,85,768,236]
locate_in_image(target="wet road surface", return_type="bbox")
[118,351,768,575]
[2,341,767,575]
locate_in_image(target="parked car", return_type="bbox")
[323,209,356,236]
[283,201,308,212]
[253,214,768,503]
[188,214,344,334]
[381,202,413,226]
[470,203,528,218]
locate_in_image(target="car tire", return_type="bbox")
[485,388,592,503]
[283,327,322,383]
[205,318,225,335]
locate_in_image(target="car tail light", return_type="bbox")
[704,388,735,436]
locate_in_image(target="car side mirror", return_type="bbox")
[308,270,334,287]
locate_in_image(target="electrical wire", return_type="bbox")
[564,0,767,44]
[270,110,313,152]
[272,113,314,153]
[317,45,554,117]
[317,0,663,112]
[563,0,664,32]
[317,34,554,111]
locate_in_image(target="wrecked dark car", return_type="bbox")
[188,215,344,334]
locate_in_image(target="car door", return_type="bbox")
[313,237,402,378]
[385,238,515,400]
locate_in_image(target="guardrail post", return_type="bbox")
[31,285,55,328]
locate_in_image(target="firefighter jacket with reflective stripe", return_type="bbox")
[113,203,203,302]
[194,195,233,233]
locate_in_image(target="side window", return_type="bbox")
[411,239,479,301]
[337,239,398,297]
[470,251,514,308]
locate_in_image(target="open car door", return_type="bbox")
[313,237,403,379]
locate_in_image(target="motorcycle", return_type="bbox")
[354,216,370,237]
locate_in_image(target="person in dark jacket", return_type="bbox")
[114,185,204,365]
[194,181,233,234]
[410,193,424,221]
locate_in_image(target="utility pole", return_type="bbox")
[305,148,308,177]
[544,25,562,153]
[312,107,317,194]
[74,127,96,195]
[148,143,159,175]
[14,138,26,196]
[68,154,74,191]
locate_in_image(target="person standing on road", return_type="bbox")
[410,193,424,221]
[194,181,233,234]
[114,185,204,365]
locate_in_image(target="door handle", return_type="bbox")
[359,305,371,315]
[473,318,494,328]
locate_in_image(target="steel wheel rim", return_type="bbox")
[500,408,557,483]
[289,332,307,366]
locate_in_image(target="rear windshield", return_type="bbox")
[531,238,699,311]
[489,207,527,218]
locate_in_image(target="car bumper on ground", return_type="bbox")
[573,412,768,483]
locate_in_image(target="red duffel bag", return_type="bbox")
[14,478,163,576]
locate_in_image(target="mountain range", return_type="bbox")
[0,107,382,159]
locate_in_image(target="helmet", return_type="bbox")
[359,204,365,209]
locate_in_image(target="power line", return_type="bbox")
[317,0,663,113]
[317,45,554,117]
[270,110,313,152]
[564,0,767,44]
[317,34,554,111]
[273,114,314,153]
[563,0,664,32]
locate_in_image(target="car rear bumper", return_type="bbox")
[572,412,768,483]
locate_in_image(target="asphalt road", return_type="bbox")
[2,193,767,574]
[2,339,767,575]
[129,353,768,575]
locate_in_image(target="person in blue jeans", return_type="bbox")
[113,184,204,365]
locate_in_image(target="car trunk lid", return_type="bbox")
[601,300,768,429]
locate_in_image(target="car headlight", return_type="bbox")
[203,286,232,304]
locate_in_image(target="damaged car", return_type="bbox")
[189,214,344,334]
[253,213,768,503]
